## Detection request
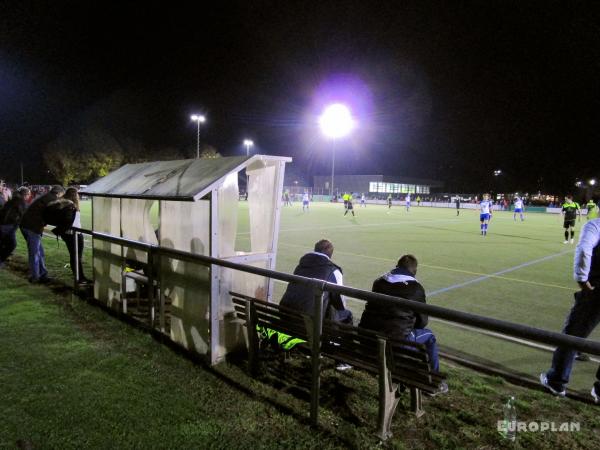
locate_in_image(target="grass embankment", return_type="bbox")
[1,260,600,449]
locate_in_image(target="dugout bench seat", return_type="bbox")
[230,291,445,441]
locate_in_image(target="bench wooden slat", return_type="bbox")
[232,294,310,319]
[252,306,306,324]
[321,335,430,365]
[230,291,446,440]
[324,348,435,384]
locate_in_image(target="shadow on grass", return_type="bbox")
[4,256,363,448]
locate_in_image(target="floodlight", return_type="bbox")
[243,139,254,158]
[190,114,207,159]
[590,179,597,186]
[191,114,206,123]
[319,104,355,139]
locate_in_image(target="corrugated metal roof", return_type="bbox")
[81,155,291,201]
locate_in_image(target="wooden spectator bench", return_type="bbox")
[230,291,445,441]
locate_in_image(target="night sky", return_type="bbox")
[1,1,599,193]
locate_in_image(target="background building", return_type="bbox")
[312,175,443,197]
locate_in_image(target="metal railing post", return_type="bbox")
[310,284,324,426]
[147,248,155,328]
[73,231,80,287]
[159,255,165,334]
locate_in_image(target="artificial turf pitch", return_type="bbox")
[238,200,600,394]
[64,200,600,393]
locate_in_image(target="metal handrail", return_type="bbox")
[75,227,600,356]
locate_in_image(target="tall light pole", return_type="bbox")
[243,139,254,157]
[190,114,206,159]
[319,104,355,198]
[243,139,254,195]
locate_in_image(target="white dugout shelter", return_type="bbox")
[82,155,291,364]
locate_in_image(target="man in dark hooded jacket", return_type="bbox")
[280,239,353,324]
[359,254,441,375]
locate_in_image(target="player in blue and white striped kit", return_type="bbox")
[479,194,493,236]
[513,197,525,222]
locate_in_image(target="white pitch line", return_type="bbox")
[427,249,574,297]
[431,318,600,363]
[271,274,600,361]
[237,217,465,236]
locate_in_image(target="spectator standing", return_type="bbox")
[57,188,90,283]
[0,187,31,267]
[541,218,600,402]
[20,185,65,283]
[0,186,6,208]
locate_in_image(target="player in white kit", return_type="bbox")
[479,194,493,236]
[302,192,310,212]
[513,197,525,222]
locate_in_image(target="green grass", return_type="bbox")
[14,199,600,394]
[2,266,600,449]
[3,200,600,448]
[0,269,344,449]
[266,202,597,393]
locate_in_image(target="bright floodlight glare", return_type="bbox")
[319,104,355,138]
[590,179,597,186]
[190,114,206,123]
[244,139,254,147]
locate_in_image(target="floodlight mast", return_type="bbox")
[244,139,254,157]
[318,104,355,198]
[190,114,206,159]
[243,139,254,193]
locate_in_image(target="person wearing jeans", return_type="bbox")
[541,218,600,401]
[359,254,446,393]
[407,328,440,372]
[20,185,64,283]
[21,228,48,281]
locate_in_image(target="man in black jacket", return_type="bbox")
[359,254,442,376]
[280,239,353,324]
[20,185,64,282]
[0,187,31,267]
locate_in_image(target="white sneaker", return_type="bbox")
[425,381,449,397]
[591,385,600,404]
[540,373,566,397]
[571,239,574,244]
[563,240,569,244]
